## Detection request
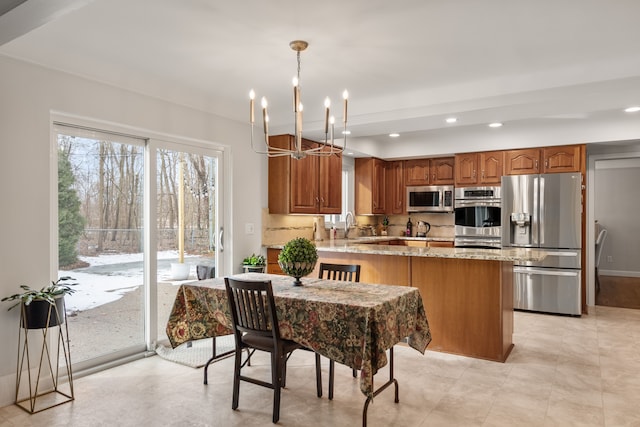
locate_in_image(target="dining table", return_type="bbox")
[165,273,432,425]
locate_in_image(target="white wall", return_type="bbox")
[0,55,265,406]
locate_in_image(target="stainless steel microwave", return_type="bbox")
[406,185,454,213]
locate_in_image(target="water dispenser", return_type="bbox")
[510,212,531,245]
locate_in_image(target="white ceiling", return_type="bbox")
[1,0,640,158]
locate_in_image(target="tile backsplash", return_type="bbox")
[261,208,454,245]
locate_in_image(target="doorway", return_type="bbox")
[591,155,640,309]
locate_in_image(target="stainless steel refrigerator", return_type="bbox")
[501,172,582,315]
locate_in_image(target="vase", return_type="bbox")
[170,262,191,280]
[278,260,316,286]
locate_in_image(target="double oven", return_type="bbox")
[454,186,501,249]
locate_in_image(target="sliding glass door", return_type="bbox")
[55,123,224,369]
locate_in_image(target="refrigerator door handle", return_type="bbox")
[533,176,539,246]
[538,176,545,246]
[514,267,579,277]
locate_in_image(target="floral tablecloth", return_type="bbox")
[166,273,431,397]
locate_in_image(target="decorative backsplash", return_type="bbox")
[261,208,454,245]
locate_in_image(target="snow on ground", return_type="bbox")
[61,251,207,312]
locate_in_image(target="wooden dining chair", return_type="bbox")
[318,263,361,400]
[224,278,320,423]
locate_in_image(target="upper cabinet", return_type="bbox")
[404,157,454,186]
[268,134,342,214]
[542,145,584,173]
[455,151,503,186]
[385,160,404,215]
[355,157,386,215]
[504,144,584,175]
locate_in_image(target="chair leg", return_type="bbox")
[273,352,282,423]
[231,348,242,410]
[315,353,323,398]
[353,368,357,378]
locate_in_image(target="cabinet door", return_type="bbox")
[386,161,404,214]
[404,159,430,186]
[479,151,503,184]
[431,157,455,184]
[289,139,320,213]
[504,148,541,175]
[455,153,478,186]
[372,158,386,214]
[318,148,342,214]
[543,145,582,173]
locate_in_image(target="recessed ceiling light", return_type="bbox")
[488,122,503,128]
[342,130,351,135]
[624,106,640,113]
[389,133,400,138]
[446,117,457,124]
[346,152,354,155]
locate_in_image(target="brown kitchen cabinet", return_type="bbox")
[542,145,584,173]
[455,151,503,186]
[268,134,342,214]
[355,157,386,215]
[404,157,454,186]
[385,160,405,214]
[266,248,284,275]
[504,145,584,175]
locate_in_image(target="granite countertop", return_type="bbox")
[266,237,547,262]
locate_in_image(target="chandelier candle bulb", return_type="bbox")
[293,77,299,112]
[324,97,331,134]
[249,90,255,124]
[261,97,268,135]
[343,90,349,124]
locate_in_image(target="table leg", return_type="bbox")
[362,346,398,427]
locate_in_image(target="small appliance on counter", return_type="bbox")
[313,216,325,241]
[416,221,430,237]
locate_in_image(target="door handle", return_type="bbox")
[219,228,224,252]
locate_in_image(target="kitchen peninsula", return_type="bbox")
[267,238,546,363]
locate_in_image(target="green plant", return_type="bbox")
[382,216,389,227]
[278,237,318,265]
[1,276,78,311]
[242,253,266,266]
[278,238,318,285]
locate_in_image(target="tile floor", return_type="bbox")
[1,306,639,426]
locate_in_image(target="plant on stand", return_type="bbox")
[242,253,266,273]
[1,276,77,329]
[277,237,318,286]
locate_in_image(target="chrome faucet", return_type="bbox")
[344,211,355,238]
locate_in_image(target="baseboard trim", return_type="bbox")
[600,270,640,278]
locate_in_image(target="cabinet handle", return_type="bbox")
[481,170,485,179]
[545,159,548,168]
[535,159,539,170]
[473,169,476,178]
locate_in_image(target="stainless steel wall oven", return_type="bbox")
[454,186,501,248]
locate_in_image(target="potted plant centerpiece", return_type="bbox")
[242,253,266,273]
[1,276,77,329]
[277,237,318,286]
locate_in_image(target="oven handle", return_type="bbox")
[514,267,579,277]
[455,199,501,208]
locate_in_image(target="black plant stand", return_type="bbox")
[14,299,74,413]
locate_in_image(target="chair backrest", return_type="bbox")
[224,278,280,342]
[595,228,608,267]
[318,263,361,282]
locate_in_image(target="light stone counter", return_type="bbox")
[267,237,546,263]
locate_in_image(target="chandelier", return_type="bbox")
[249,40,348,159]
